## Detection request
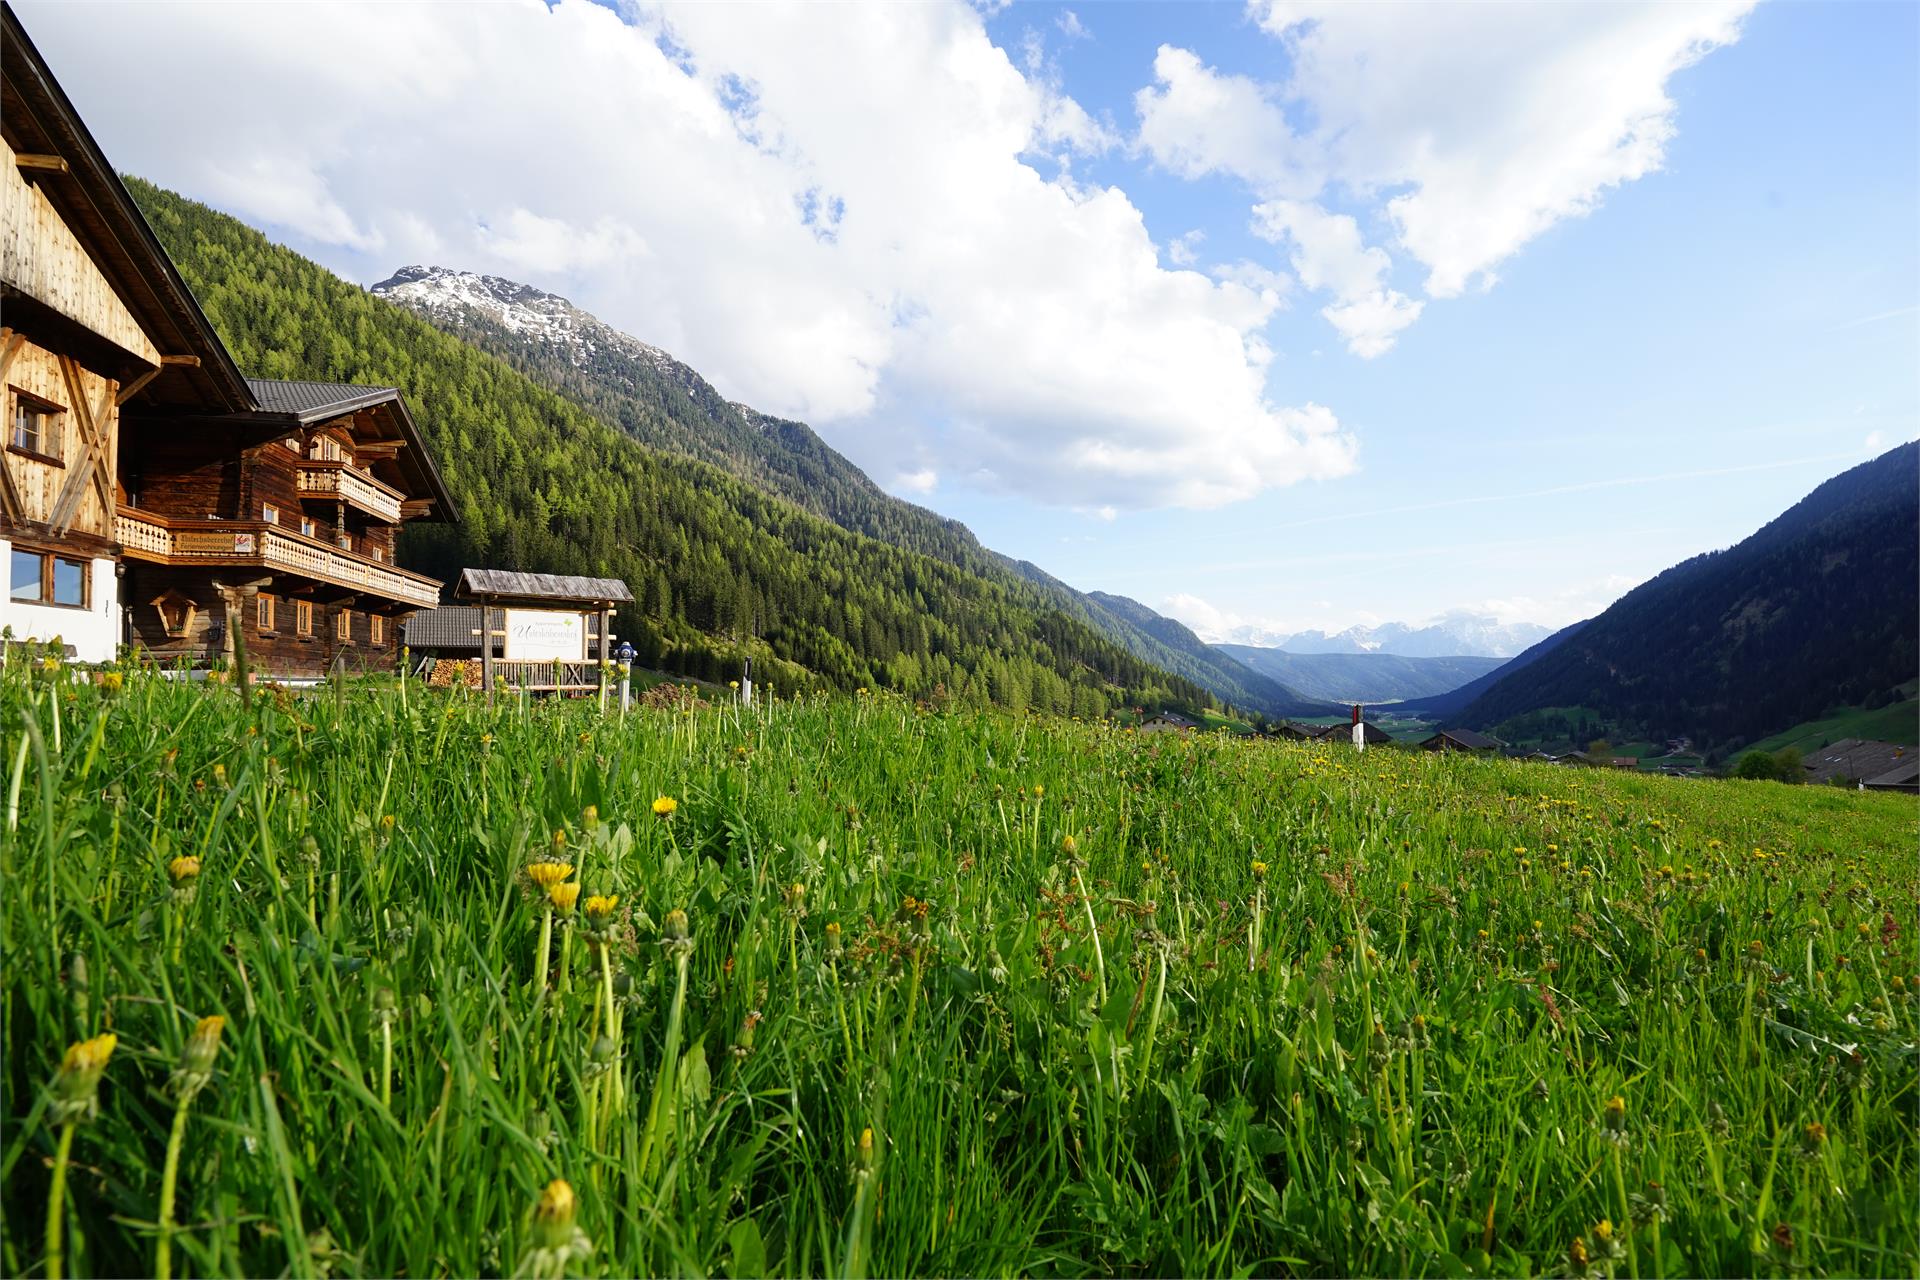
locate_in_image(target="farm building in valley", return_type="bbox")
[1315,721,1394,747]
[1801,738,1913,789]
[1419,728,1506,754]
[1,7,455,676]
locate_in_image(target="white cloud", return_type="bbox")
[20,0,1344,511]
[1251,199,1420,356]
[1137,4,1752,346]
[1167,228,1205,266]
[893,468,939,495]
[1134,46,1314,195]
[1055,10,1089,41]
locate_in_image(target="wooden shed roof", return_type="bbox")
[1421,728,1505,751]
[456,568,634,606]
[1,2,252,413]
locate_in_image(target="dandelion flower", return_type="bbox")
[652,795,677,819]
[527,862,573,890]
[168,856,202,885]
[51,1033,117,1124]
[584,895,619,928]
[549,882,582,916]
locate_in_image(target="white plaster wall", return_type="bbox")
[0,538,119,662]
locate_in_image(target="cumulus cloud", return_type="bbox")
[20,0,1348,511]
[1137,3,1753,350]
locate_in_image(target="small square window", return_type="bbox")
[9,390,64,458]
[301,516,316,538]
[51,557,84,607]
[11,548,43,602]
[262,504,280,525]
[296,600,313,636]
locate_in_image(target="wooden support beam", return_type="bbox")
[48,355,117,536]
[14,154,69,174]
[0,329,25,385]
[114,365,164,407]
[159,354,201,367]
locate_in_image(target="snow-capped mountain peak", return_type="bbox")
[371,264,678,377]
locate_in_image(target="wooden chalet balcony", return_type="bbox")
[115,507,441,608]
[296,460,405,523]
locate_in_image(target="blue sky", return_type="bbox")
[22,0,1917,642]
[953,0,1919,637]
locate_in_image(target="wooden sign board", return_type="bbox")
[502,608,586,661]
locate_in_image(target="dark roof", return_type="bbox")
[1864,759,1920,791]
[456,568,633,605]
[246,378,403,420]
[1,3,252,413]
[405,605,607,651]
[1318,721,1393,744]
[1422,728,1505,751]
[242,379,457,523]
[1802,738,1913,787]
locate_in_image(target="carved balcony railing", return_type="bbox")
[296,461,405,523]
[115,507,441,608]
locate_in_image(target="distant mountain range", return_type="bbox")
[1226,616,1555,659]
[1214,646,1506,705]
[1451,443,1918,752]
[1391,621,1590,721]
[373,265,1334,719]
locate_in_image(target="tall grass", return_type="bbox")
[2,661,1915,1277]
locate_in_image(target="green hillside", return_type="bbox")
[1461,444,1919,751]
[372,269,1326,720]
[128,179,1211,717]
[1746,694,1920,756]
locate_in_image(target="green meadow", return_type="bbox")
[3,661,1915,1278]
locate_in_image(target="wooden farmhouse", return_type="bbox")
[1,6,455,676]
[1418,728,1505,754]
[118,379,453,676]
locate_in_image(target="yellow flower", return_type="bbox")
[51,1033,117,1123]
[531,1178,578,1248]
[548,882,582,916]
[63,1033,117,1076]
[584,895,620,925]
[1603,1095,1627,1131]
[1031,784,1044,799]
[168,856,202,884]
[1060,834,1078,856]
[527,862,573,890]
[185,1015,225,1069]
[1592,1219,1614,1243]
[652,795,677,819]
[858,1126,876,1171]
[1251,860,1268,880]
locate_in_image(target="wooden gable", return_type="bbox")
[0,136,161,368]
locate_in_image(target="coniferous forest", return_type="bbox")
[128,179,1213,717]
